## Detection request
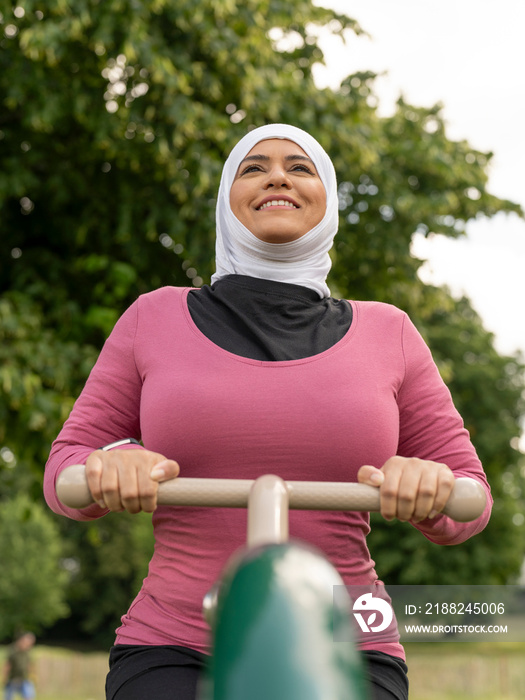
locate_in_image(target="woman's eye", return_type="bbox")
[241,165,263,175]
[291,164,313,174]
[239,163,314,176]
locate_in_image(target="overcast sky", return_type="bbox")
[314,0,525,357]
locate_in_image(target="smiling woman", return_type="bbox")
[45,123,492,700]
[229,139,327,243]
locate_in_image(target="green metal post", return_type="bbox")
[201,542,367,700]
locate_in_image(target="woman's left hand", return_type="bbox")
[357,456,455,523]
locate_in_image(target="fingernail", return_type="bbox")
[369,472,384,485]
[151,467,166,480]
[97,500,106,509]
[429,510,438,519]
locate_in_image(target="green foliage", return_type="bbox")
[0,494,69,639]
[53,513,154,646]
[0,0,524,643]
[0,291,98,498]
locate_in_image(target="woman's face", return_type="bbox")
[229,139,326,244]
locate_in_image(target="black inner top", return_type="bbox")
[187,275,353,361]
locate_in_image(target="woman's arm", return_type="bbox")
[359,312,492,543]
[44,298,178,520]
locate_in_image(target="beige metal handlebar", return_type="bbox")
[55,464,487,523]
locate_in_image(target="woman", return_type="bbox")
[44,124,492,700]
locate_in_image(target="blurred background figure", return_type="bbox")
[3,632,36,700]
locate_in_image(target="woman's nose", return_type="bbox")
[263,165,292,189]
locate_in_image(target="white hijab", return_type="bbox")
[211,124,339,298]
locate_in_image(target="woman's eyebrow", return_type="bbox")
[239,154,269,165]
[238,154,316,167]
[285,154,316,167]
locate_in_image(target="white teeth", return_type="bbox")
[258,200,297,210]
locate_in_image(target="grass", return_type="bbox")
[2,644,108,700]
[405,642,525,699]
[4,642,525,699]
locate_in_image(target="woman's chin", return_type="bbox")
[252,230,306,244]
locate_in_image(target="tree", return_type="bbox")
[0,292,98,498]
[1,0,523,641]
[46,512,155,646]
[0,494,69,639]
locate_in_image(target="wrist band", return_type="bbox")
[100,438,141,451]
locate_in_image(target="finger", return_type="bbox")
[391,457,431,522]
[100,457,125,512]
[117,462,142,514]
[410,469,439,523]
[379,474,401,520]
[150,459,180,482]
[140,458,179,513]
[85,453,107,509]
[427,467,455,520]
[357,465,384,487]
[379,467,404,521]
[135,465,160,513]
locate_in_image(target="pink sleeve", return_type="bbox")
[396,314,492,544]
[44,300,144,521]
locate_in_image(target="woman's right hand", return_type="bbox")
[85,449,180,514]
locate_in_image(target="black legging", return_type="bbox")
[106,645,409,700]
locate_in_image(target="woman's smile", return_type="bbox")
[256,196,299,211]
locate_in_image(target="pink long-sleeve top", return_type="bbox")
[44,286,492,660]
